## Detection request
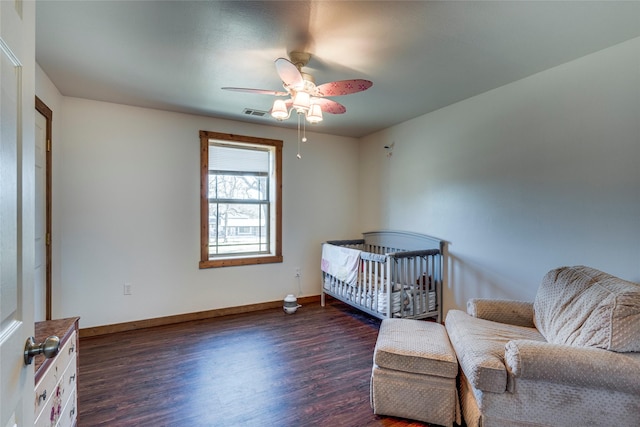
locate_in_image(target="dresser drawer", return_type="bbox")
[57,388,77,427]
[34,353,76,427]
[34,330,77,424]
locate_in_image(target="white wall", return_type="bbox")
[359,37,640,315]
[37,37,640,327]
[35,68,360,328]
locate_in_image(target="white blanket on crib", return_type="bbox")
[321,244,361,286]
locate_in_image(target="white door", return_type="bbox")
[35,111,47,322]
[0,1,36,426]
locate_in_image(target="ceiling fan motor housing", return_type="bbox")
[288,51,312,69]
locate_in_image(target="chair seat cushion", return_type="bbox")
[374,318,457,379]
[445,310,546,393]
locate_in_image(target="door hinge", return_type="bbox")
[47,139,51,152]
[46,233,51,246]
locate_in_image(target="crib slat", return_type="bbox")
[415,256,421,315]
[376,259,380,310]
[387,257,393,318]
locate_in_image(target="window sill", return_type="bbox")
[199,255,283,269]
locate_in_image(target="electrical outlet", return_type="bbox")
[295,268,301,278]
[124,283,132,295]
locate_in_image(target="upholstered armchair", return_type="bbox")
[445,266,640,427]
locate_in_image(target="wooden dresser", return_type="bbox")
[34,317,79,427]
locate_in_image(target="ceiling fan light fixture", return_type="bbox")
[271,99,289,120]
[307,103,323,124]
[292,91,310,111]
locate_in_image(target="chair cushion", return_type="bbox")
[534,266,640,352]
[374,318,457,379]
[445,310,545,393]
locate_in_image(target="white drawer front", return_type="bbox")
[57,388,77,427]
[34,353,77,427]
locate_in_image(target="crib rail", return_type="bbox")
[389,249,440,258]
[325,239,365,247]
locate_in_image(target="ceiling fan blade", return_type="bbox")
[222,87,288,96]
[313,98,346,114]
[317,79,373,96]
[275,58,304,88]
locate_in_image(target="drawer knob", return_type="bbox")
[24,335,60,365]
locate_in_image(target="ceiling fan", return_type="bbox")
[222,51,373,125]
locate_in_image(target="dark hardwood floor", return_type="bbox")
[78,298,436,426]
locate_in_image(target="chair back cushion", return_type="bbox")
[534,266,640,352]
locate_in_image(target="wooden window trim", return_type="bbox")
[199,131,283,268]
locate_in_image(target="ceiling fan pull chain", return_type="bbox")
[297,113,302,159]
[302,118,307,143]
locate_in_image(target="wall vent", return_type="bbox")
[243,108,268,117]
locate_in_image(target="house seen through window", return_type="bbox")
[199,131,282,268]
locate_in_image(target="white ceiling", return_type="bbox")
[35,1,640,138]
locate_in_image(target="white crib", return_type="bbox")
[321,230,445,323]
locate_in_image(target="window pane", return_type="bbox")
[209,203,268,255]
[208,173,267,201]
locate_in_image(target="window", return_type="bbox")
[199,131,282,268]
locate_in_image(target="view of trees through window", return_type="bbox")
[208,172,269,255]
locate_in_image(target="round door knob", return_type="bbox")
[24,335,60,365]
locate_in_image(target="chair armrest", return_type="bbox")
[505,339,640,394]
[467,299,534,327]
